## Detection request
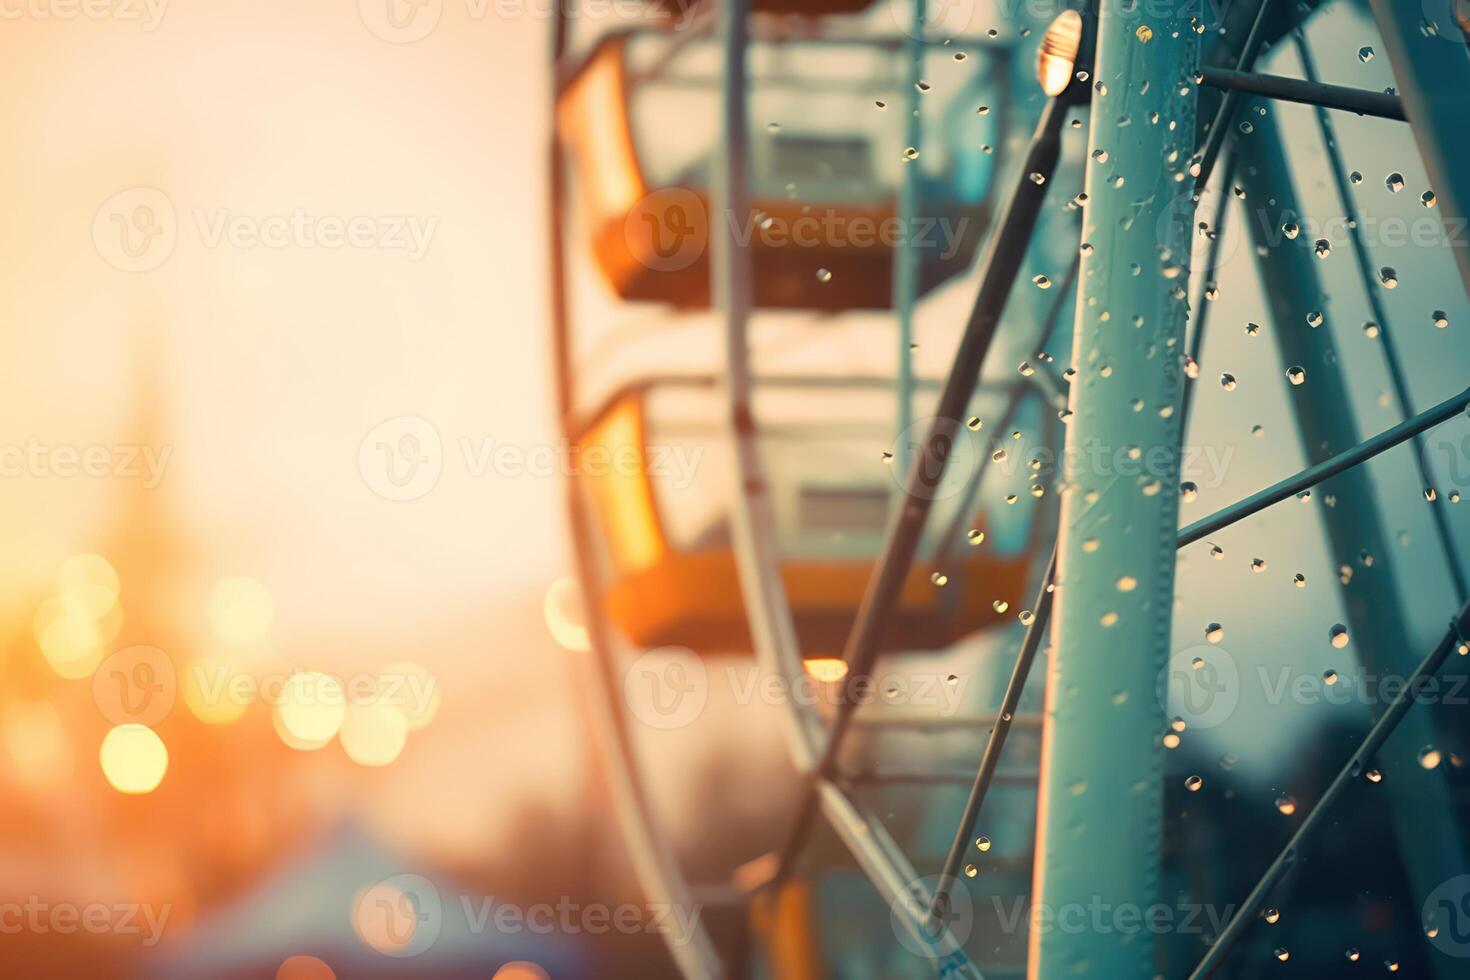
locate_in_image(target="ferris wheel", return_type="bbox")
[548,0,1470,975]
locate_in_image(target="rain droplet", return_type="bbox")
[1363,321,1380,338]
[968,529,985,545]
[816,267,833,283]
[1330,624,1350,648]
[1117,575,1137,592]
[1274,948,1290,962]
[1350,171,1363,185]
[964,863,978,878]
[1206,623,1225,644]
[1136,24,1153,43]
[1422,190,1437,209]
[1220,373,1237,391]
[1251,558,1267,573]
[1386,172,1405,193]
[993,600,1009,614]
[1181,482,1199,502]
[1282,222,1300,240]
[1324,669,1339,685]
[1209,544,1224,560]
[1264,908,1281,924]
[1359,46,1375,62]
[1185,775,1203,792]
[976,836,991,852]
[1033,274,1052,289]
[1419,746,1443,770]
[903,146,920,160]
[1287,366,1307,386]
[1294,573,1306,587]
[1380,267,1398,288]
[1346,948,1361,961]
[1365,769,1382,783]
[1307,311,1324,328]
[1434,310,1450,329]
[931,571,948,587]
[1314,239,1332,258]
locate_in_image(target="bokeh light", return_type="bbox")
[339,702,408,767]
[274,671,345,750]
[56,553,121,618]
[543,575,590,652]
[99,724,169,794]
[33,594,106,679]
[182,657,253,725]
[493,963,551,980]
[275,955,336,980]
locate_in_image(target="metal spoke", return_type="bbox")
[1188,600,1470,979]
[1194,0,1277,192]
[1179,385,1470,547]
[773,92,1074,884]
[1198,66,1406,120]
[928,546,1057,929]
[931,253,1079,571]
[1290,30,1468,602]
[1180,151,1238,432]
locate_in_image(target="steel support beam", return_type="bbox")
[1029,9,1202,978]
[1234,107,1468,975]
[1366,0,1470,295]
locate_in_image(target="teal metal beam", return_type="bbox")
[1233,106,1468,975]
[1029,9,1202,978]
[1366,0,1470,295]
